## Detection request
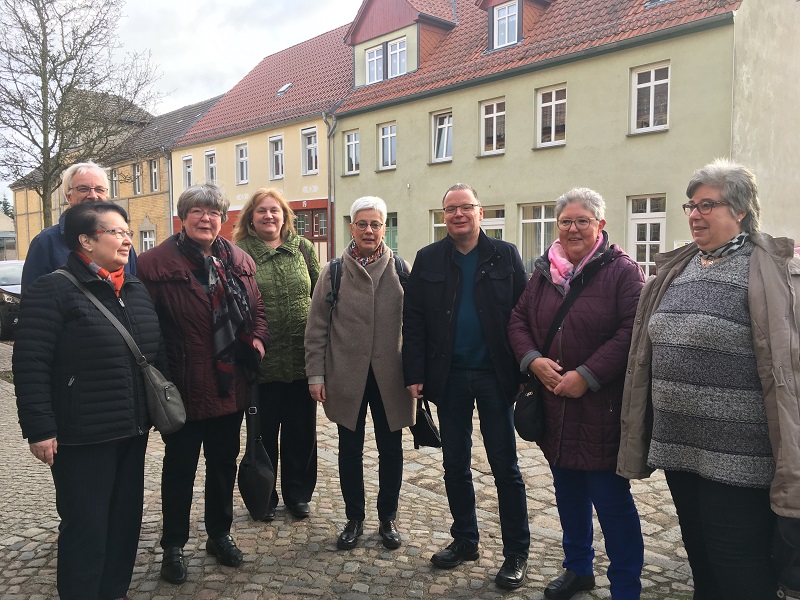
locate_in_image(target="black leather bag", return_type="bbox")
[410,396,441,449]
[238,387,275,520]
[513,378,544,442]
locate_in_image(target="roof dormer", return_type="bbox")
[476,0,552,52]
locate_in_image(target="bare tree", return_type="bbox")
[0,0,159,227]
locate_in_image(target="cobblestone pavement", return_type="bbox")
[0,342,695,599]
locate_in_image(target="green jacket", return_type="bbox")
[237,232,320,383]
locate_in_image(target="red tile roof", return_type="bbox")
[177,24,354,147]
[337,0,741,114]
[408,0,457,23]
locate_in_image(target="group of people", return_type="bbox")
[13,158,800,600]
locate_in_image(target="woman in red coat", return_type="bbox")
[138,182,269,585]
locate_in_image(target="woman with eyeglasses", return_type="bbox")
[508,188,645,600]
[618,159,800,599]
[304,196,414,551]
[14,201,166,599]
[137,182,269,584]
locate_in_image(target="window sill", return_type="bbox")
[342,172,360,177]
[532,143,565,152]
[627,127,669,138]
[375,167,397,173]
[236,181,249,186]
[302,172,320,177]
[269,176,284,181]
[475,152,505,159]
[427,159,452,166]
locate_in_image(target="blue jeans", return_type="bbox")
[550,466,643,600]
[438,368,530,558]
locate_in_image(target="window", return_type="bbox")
[110,168,119,198]
[388,38,406,78]
[379,123,397,170]
[385,213,398,252]
[133,163,142,195]
[149,159,159,191]
[521,204,557,275]
[629,195,666,276]
[432,211,447,242]
[205,151,216,182]
[632,63,670,132]
[302,128,318,175]
[344,131,360,174]
[313,210,327,237]
[538,86,567,146]
[140,230,156,252]
[366,45,384,84]
[182,157,192,189]
[481,99,506,155]
[494,1,518,48]
[235,143,248,184]
[269,136,284,180]
[433,112,453,162]
[481,207,505,241]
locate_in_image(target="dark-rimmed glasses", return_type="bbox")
[353,220,384,231]
[682,200,728,216]
[557,218,597,231]
[187,207,222,220]
[443,203,480,215]
[71,185,109,195]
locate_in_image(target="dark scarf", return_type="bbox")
[175,231,256,396]
[698,232,750,259]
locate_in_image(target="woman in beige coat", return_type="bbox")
[305,196,414,551]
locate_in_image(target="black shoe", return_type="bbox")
[160,546,187,584]
[287,501,310,519]
[430,539,480,568]
[336,520,363,550]
[544,569,596,600]
[261,505,276,522]
[378,519,402,549]
[495,555,528,589]
[206,533,244,567]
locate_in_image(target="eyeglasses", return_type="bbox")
[71,185,109,195]
[353,220,384,231]
[557,218,597,231]
[95,228,134,240]
[682,200,728,216]
[187,207,222,220]
[443,203,480,215]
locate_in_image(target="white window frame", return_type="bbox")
[378,122,397,170]
[149,159,159,191]
[631,62,670,133]
[432,210,447,242]
[205,151,216,182]
[432,111,453,162]
[302,127,319,175]
[344,130,360,175]
[269,136,284,180]
[133,163,142,195]
[538,85,567,147]
[182,156,192,189]
[388,38,406,78]
[110,168,119,198]
[494,1,518,49]
[628,195,666,277]
[140,230,156,252]
[366,45,384,84]
[235,143,249,184]
[481,99,506,155]
[520,203,557,274]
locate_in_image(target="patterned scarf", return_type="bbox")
[175,231,256,396]
[75,251,125,297]
[698,232,749,259]
[348,238,385,266]
[548,231,607,293]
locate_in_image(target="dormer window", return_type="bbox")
[367,45,384,84]
[494,1,518,48]
[388,38,406,78]
[366,37,407,85]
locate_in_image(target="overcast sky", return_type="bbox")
[1,0,365,201]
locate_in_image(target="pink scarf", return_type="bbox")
[548,234,604,293]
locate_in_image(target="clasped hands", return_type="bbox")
[529,357,588,398]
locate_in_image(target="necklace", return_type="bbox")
[700,255,723,268]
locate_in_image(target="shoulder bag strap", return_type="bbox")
[54,269,148,368]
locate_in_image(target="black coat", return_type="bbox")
[402,231,527,403]
[14,253,167,445]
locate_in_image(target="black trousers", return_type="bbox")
[337,368,403,522]
[51,434,148,600]
[259,379,317,509]
[665,470,777,600]
[160,411,243,548]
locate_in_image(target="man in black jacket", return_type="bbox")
[402,183,530,589]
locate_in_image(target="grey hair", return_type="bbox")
[176,181,229,222]
[442,183,479,206]
[686,158,760,234]
[349,196,387,222]
[61,161,108,203]
[555,187,606,220]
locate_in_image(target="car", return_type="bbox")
[0,260,23,340]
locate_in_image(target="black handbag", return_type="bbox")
[410,396,441,449]
[238,385,275,520]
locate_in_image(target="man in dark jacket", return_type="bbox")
[21,161,138,293]
[402,183,530,589]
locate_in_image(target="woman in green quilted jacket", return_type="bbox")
[234,188,321,521]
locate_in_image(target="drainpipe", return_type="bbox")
[323,111,337,259]
[163,146,174,235]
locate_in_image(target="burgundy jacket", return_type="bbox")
[508,240,644,471]
[137,238,270,421]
